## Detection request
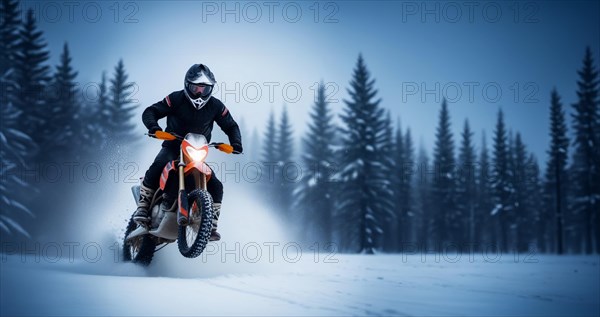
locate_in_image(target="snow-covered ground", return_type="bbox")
[1,251,598,316]
[1,167,599,316]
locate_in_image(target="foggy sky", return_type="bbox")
[25,0,600,163]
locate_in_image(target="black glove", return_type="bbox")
[232,143,243,154]
[148,126,162,134]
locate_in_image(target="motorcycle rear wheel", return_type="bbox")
[123,217,156,266]
[177,189,214,258]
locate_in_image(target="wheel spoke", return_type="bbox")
[186,226,193,245]
[186,223,199,246]
[129,238,141,258]
[185,198,203,246]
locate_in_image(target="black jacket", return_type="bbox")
[142,90,242,149]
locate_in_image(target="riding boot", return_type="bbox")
[133,184,156,224]
[209,203,221,241]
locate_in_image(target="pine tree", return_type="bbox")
[392,123,415,248]
[380,111,395,251]
[274,106,294,218]
[402,127,415,244]
[1,5,44,238]
[43,43,79,160]
[415,143,432,249]
[570,47,599,254]
[544,89,569,254]
[392,119,405,250]
[0,0,20,76]
[0,69,36,237]
[492,109,512,252]
[457,120,477,245]
[261,111,276,161]
[83,71,110,152]
[512,132,530,252]
[432,99,456,245]
[477,131,493,250]
[108,59,137,144]
[276,106,294,162]
[0,0,20,140]
[524,153,543,253]
[261,109,277,188]
[297,83,336,243]
[13,9,50,139]
[75,71,110,156]
[249,128,260,163]
[98,71,110,130]
[337,55,393,253]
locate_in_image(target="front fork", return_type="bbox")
[176,162,207,226]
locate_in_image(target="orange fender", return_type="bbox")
[184,161,212,182]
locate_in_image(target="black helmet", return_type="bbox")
[184,64,216,109]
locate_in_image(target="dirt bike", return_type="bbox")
[123,131,235,266]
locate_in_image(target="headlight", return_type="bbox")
[186,146,207,162]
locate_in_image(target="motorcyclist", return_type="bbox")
[133,64,242,241]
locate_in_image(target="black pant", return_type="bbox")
[143,146,224,203]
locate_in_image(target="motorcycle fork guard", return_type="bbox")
[177,189,189,226]
[176,164,208,226]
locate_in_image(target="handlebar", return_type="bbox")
[146,130,183,141]
[145,132,241,154]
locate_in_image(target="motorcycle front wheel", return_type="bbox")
[177,189,214,258]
